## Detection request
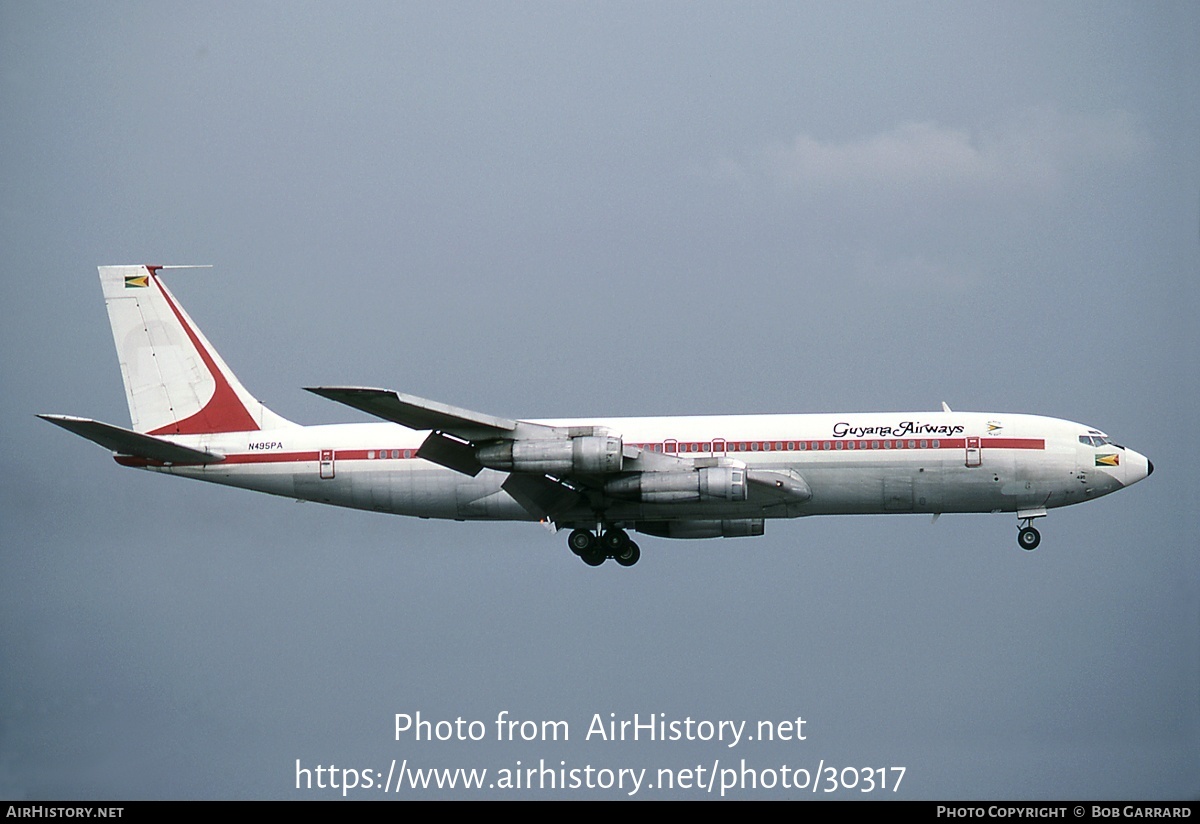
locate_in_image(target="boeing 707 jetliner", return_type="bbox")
[40,266,1153,567]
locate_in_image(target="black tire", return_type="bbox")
[568,528,595,556]
[601,528,629,553]
[1018,526,1041,551]
[614,541,641,567]
[581,550,606,567]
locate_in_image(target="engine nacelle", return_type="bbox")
[476,435,624,474]
[605,467,748,503]
[636,519,765,539]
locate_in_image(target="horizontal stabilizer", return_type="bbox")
[38,414,225,464]
[306,386,517,440]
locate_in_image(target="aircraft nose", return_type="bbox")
[1123,449,1152,486]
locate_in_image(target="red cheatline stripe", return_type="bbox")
[642,437,1044,453]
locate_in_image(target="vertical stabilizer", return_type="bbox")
[98,265,295,434]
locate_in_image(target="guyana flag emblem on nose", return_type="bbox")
[124,275,149,288]
[1096,453,1120,467]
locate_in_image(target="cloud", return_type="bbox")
[735,108,1148,196]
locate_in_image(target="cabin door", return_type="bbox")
[319,449,336,479]
[965,437,982,467]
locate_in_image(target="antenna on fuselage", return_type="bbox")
[941,401,952,413]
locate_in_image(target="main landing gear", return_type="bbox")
[567,527,641,567]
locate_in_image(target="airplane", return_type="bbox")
[40,265,1153,567]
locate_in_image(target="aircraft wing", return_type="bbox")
[305,386,520,440]
[304,387,811,516]
[308,386,569,476]
[38,414,225,464]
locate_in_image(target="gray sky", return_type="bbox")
[2,1,1196,799]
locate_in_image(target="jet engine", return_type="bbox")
[476,435,624,474]
[605,467,748,503]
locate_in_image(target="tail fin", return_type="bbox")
[98,265,295,435]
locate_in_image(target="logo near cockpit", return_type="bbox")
[1096,454,1120,467]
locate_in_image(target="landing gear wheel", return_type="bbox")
[567,528,596,556]
[581,550,607,566]
[1018,526,1041,551]
[601,528,629,554]
[614,541,641,567]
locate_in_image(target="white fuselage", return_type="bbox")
[121,410,1151,525]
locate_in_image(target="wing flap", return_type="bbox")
[501,473,582,520]
[417,431,484,476]
[38,414,225,465]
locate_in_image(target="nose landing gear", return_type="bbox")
[1015,508,1047,551]
[1017,525,1041,550]
[566,526,640,567]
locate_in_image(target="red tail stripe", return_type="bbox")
[146,272,260,436]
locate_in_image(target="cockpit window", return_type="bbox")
[1079,435,1112,447]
